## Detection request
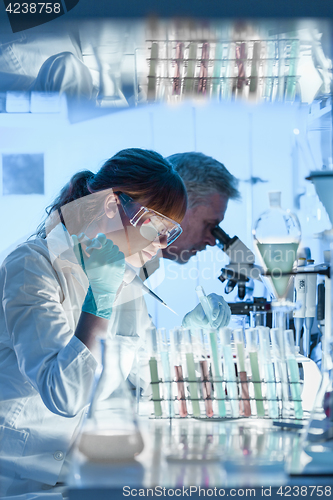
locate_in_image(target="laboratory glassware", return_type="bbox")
[234,328,251,416]
[208,329,227,417]
[170,328,188,417]
[253,191,301,303]
[271,327,290,419]
[258,327,279,419]
[245,328,265,417]
[77,337,144,462]
[183,328,201,417]
[148,327,163,417]
[285,329,303,419]
[157,328,175,418]
[198,329,214,417]
[219,327,239,418]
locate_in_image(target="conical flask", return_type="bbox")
[253,192,301,300]
[77,337,144,462]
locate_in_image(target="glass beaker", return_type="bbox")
[77,337,144,462]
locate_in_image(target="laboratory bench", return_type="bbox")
[67,416,333,500]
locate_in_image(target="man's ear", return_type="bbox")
[104,193,118,219]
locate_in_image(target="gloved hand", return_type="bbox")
[182,293,231,330]
[72,233,125,320]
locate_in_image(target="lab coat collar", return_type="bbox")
[46,223,80,267]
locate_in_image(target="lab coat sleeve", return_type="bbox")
[2,244,98,417]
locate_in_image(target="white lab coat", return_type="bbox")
[0,223,153,497]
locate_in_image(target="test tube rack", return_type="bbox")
[135,36,304,104]
[147,345,306,421]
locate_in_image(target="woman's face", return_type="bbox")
[96,193,169,268]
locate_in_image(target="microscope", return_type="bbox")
[211,226,271,318]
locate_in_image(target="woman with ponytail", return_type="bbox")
[0,148,187,497]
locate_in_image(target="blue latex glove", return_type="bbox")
[182,293,231,330]
[72,233,125,320]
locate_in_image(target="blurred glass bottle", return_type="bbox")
[77,337,144,462]
[253,191,301,303]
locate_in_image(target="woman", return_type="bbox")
[0,148,186,496]
[0,148,230,497]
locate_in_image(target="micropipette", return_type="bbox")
[293,257,306,352]
[123,266,178,316]
[195,285,214,328]
[304,259,317,357]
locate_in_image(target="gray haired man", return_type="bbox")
[163,152,240,264]
[141,152,240,330]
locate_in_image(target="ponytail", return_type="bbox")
[36,171,94,237]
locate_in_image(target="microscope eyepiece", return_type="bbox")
[211,226,232,246]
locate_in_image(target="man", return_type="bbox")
[164,152,241,264]
[141,151,240,329]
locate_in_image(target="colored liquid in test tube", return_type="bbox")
[271,328,290,419]
[148,327,162,417]
[157,328,175,418]
[198,330,214,417]
[234,328,251,417]
[208,329,226,417]
[170,328,188,417]
[285,329,303,419]
[246,328,265,417]
[183,328,201,417]
[219,327,239,418]
[258,327,279,419]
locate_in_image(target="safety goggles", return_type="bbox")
[116,192,182,247]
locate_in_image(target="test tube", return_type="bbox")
[245,328,265,417]
[219,327,239,418]
[172,42,184,96]
[183,328,201,417]
[234,328,251,417]
[208,329,226,417]
[198,329,214,417]
[147,43,159,101]
[157,328,175,418]
[258,327,279,419]
[195,285,214,328]
[148,327,163,417]
[285,329,303,419]
[170,328,188,417]
[271,328,290,419]
[285,40,299,102]
[264,40,275,100]
[211,42,223,97]
[184,43,197,95]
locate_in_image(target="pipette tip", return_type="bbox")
[163,303,179,316]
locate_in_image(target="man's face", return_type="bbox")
[162,193,229,264]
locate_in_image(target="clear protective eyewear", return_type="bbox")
[116,192,183,247]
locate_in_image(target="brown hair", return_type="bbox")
[37,148,187,237]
